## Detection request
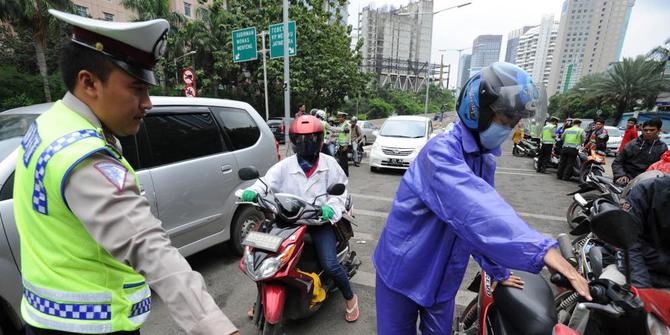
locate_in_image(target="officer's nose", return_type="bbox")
[141,93,153,111]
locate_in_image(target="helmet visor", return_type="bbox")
[290,133,323,158]
[489,82,539,121]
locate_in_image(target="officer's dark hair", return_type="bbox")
[594,118,605,124]
[59,42,116,92]
[628,117,638,124]
[642,118,662,130]
[573,119,582,125]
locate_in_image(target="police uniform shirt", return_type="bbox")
[60,92,238,335]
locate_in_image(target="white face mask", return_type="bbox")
[479,122,513,150]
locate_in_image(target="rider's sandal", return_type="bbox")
[345,294,359,323]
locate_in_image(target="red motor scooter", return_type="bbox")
[236,167,360,335]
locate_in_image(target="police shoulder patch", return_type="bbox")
[94,161,128,192]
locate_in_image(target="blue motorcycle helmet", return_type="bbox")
[456,62,538,133]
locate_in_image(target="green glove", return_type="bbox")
[321,205,335,221]
[241,190,257,202]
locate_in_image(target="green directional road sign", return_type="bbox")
[269,21,297,59]
[232,27,258,63]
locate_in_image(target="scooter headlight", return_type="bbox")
[244,244,297,281]
[648,313,670,335]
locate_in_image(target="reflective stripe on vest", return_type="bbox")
[32,129,103,215]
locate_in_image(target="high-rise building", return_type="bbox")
[457,54,472,89]
[505,26,534,64]
[547,0,635,96]
[469,35,502,77]
[70,0,215,21]
[515,15,559,87]
[359,0,434,91]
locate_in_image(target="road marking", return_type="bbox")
[495,171,549,177]
[496,167,537,172]
[353,196,565,223]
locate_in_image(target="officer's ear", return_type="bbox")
[76,70,100,99]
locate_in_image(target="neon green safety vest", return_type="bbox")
[542,124,557,144]
[322,120,329,138]
[14,101,150,333]
[563,125,584,148]
[337,121,351,145]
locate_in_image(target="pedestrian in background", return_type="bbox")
[557,119,584,180]
[13,10,238,335]
[295,103,306,118]
[619,117,639,153]
[512,122,524,154]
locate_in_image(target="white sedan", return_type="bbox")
[369,116,433,171]
[605,126,623,156]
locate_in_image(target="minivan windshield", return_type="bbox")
[379,120,426,138]
[0,114,38,162]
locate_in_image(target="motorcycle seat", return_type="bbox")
[493,271,557,335]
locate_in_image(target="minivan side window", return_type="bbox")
[143,112,224,168]
[212,107,260,150]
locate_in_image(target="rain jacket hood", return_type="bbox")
[373,121,557,309]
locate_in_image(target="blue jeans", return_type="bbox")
[308,224,354,300]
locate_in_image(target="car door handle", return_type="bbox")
[221,165,233,174]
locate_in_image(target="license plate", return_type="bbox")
[242,231,283,252]
[388,158,404,165]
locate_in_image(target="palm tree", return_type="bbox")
[0,0,70,102]
[585,56,670,121]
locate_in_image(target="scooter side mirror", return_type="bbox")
[589,199,639,249]
[239,166,260,181]
[327,183,346,196]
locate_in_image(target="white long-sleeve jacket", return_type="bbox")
[247,153,348,222]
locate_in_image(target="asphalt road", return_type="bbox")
[142,120,589,335]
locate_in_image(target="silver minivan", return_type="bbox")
[0,97,278,333]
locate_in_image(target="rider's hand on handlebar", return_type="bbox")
[241,189,258,203]
[616,176,630,185]
[321,205,335,222]
[544,248,592,301]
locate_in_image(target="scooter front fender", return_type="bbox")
[262,284,287,324]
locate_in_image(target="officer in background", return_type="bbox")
[14,10,239,335]
[557,119,584,180]
[536,117,558,173]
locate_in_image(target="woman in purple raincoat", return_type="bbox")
[373,63,591,334]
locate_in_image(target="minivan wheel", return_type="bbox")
[230,206,264,255]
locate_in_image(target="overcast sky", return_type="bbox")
[346,0,670,88]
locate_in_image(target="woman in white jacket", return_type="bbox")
[242,115,360,322]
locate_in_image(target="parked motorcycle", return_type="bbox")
[575,148,606,183]
[235,167,361,335]
[565,172,623,228]
[553,197,670,335]
[534,150,560,171]
[513,137,540,157]
[454,198,670,335]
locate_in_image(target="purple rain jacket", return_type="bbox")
[373,121,558,307]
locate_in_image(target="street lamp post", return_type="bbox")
[173,50,197,87]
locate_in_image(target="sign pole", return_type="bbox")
[260,31,270,121]
[283,0,291,155]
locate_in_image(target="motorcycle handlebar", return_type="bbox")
[550,273,609,304]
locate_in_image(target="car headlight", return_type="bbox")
[243,244,296,281]
[648,313,670,335]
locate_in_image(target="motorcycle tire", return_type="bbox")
[533,158,539,171]
[512,146,522,157]
[459,296,479,330]
[566,193,599,228]
[262,321,283,335]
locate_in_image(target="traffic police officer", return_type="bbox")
[14,10,239,335]
[536,116,558,173]
[557,119,585,180]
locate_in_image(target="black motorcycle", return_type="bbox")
[513,137,540,157]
